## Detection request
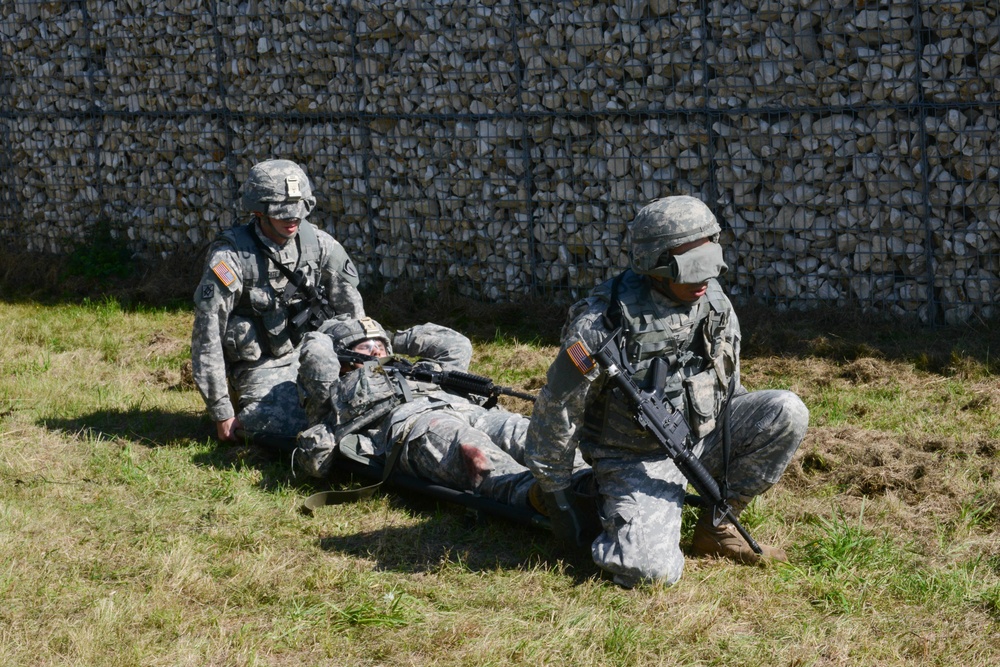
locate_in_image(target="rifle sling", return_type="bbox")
[246,223,306,295]
[300,438,383,512]
[715,373,737,524]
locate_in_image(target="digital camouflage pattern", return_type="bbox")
[192,223,363,436]
[296,322,584,508]
[241,159,317,220]
[321,315,393,354]
[191,160,364,445]
[525,199,808,587]
[629,195,722,275]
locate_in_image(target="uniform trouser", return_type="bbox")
[588,389,809,587]
[387,402,539,507]
[231,354,309,449]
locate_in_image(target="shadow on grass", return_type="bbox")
[0,246,205,310]
[316,495,602,583]
[39,408,210,447]
[737,301,1000,376]
[185,434,604,582]
[38,407,304,491]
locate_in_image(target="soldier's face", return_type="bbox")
[652,237,711,304]
[255,212,300,244]
[352,339,388,358]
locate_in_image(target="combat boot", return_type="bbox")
[690,499,787,565]
[527,481,548,515]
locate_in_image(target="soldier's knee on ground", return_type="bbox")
[294,423,338,478]
[607,555,685,589]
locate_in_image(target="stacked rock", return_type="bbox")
[1,0,997,321]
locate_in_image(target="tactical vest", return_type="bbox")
[583,271,736,454]
[332,360,449,439]
[223,221,321,358]
[332,362,406,439]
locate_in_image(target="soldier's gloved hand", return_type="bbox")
[542,488,590,547]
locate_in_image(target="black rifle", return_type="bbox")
[284,268,336,340]
[337,349,536,407]
[246,225,337,340]
[591,328,762,555]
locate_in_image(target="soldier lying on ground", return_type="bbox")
[294,316,591,512]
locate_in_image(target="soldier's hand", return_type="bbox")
[216,417,242,442]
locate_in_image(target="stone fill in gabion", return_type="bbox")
[1,0,998,323]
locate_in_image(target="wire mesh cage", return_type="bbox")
[1,0,998,323]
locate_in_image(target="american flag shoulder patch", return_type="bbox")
[211,260,237,287]
[566,340,595,375]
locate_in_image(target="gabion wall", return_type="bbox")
[1,0,998,323]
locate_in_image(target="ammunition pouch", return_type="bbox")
[223,315,263,363]
[684,367,723,440]
[333,364,405,439]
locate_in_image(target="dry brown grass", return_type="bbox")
[3,255,1000,665]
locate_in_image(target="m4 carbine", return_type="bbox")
[284,268,336,341]
[246,228,337,341]
[591,328,762,555]
[336,349,536,407]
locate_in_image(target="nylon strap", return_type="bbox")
[300,436,382,513]
[247,223,304,288]
[714,373,737,525]
[300,373,413,514]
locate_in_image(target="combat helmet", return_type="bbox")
[323,316,393,355]
[629,196,721,275]
[241,159,317,220]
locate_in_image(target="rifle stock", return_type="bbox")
[592,329,762,555]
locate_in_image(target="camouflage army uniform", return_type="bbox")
[191,160,364,445]
[296,321,558,508]
[525,197,808,587]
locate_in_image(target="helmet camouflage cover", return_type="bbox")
[241,159,317,220]
[323,316,393,354]
[629,195,722,275]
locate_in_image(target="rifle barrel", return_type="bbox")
[335,351,536,403]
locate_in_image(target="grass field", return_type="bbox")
[2,293,999,666]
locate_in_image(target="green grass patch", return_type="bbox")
[2,299,1000,665]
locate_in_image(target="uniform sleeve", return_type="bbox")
[317,233,365,318]
[524,298,610,492]
[392,323,473,371]
[191,244,242,422]
[297,331,341,425]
